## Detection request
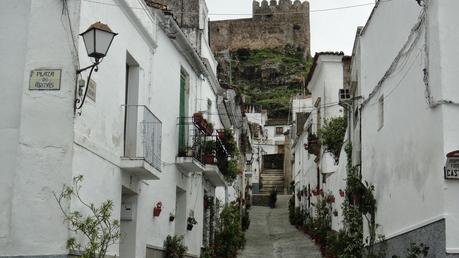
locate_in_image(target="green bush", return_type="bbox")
[241,209,250,231]
[318,117,347,161]
[288,196,296,225]
[164,235,187,258]
[214,205,246,258]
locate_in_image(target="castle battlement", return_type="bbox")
[252,0,309,18]
[210,0,310,56]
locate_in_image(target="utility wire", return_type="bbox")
[82,0,378,15]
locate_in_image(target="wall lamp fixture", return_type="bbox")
[74,22,117,114]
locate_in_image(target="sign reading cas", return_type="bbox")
[444,151,459,179]
[29,69,61,90]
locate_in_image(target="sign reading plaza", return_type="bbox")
[29,69,61,90]
[445,151,459,180]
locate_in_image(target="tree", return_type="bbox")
[54,175,121,258]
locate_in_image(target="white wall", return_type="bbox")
[358,0,446,244]
[431,0,459,251]
[0,0,79,255]
[0,0,227,257]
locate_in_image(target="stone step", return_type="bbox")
[261,180,284,185]
[263,169,283,174]
[261,178,284,183]
[260,174,284,180]
[260,186,284,192]
[262,174,284,177]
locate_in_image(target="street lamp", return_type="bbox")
[74,22,117,113]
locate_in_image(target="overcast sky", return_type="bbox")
[206,0,375,55]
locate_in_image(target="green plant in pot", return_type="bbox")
[164,235,187,258]
[203,141,216,165]
[269,189,278,208]
[187,216,197,231]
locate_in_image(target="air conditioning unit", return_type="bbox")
[339,89,351,105]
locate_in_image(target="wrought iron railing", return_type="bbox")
[124,105,162,171]
[177,117,226,165]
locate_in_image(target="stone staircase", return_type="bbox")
[260,169,284,194]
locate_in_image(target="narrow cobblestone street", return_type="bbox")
[239,195,322,258]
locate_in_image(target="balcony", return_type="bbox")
[121,105,162,180]
[176,115,228,180]
[203,165,227,187]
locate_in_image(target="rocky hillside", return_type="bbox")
[216,45,312,118]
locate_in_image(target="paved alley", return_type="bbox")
[238,195,322,258]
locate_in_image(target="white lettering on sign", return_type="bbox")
[445,157,459,179]
[29,69,61,90]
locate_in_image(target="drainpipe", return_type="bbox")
[359,104,363,177]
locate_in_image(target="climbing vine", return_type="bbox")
[341,143,380,258]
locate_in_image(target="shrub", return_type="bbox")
[318,116,347,161]
[241,209,250,231]
[288,196,296,225]
[214,204,245,258]
[54,175,121,258]
[164,235,187,258]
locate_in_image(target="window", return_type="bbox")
[378,95,384,130]
[275,127,284,135]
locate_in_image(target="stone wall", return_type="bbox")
[210,0,310,56]
[372,219,459,258]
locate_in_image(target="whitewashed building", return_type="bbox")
[0,0,243,257]
[347,0,459,256]
[292,52,348,231]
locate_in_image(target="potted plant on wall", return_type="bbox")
[206,122,214,136]
[203,141,216,165]
[153,202,162,217]
[169,212,175,222]
[217,129,225,140]
[193,112,203,124]
[187,216,198,231]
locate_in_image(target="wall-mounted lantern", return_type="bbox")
[74,22,117,114]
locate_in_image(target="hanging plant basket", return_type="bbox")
[169,214,175,222]
[186,216,197,231]
[339,189,345,197]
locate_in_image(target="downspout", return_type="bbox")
[359,104,363,177]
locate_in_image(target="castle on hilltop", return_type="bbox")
[210,0,310,56]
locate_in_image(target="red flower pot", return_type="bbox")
[153,207,161,217]
[193,113,203,124]
[153,202,162,217]
[339,189,345,197]
[203,154,215,165]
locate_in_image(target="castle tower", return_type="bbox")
[211,0,310,56]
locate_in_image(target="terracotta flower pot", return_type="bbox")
[203,154,215,165]
[153,207,161,217]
